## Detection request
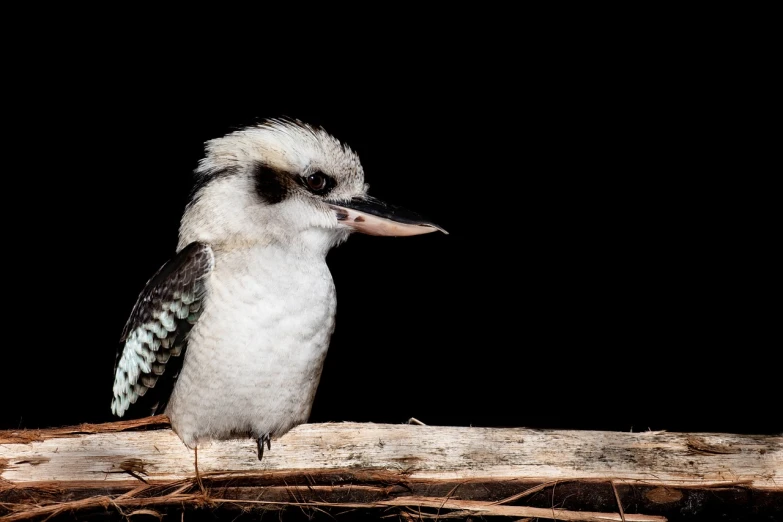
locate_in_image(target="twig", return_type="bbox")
[194,446,206,497]
[611,481,626,522]
[0,494,667,522]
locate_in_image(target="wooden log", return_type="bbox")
[0,417,780,521]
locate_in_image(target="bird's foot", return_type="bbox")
[257,433,272,461]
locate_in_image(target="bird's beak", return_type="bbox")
[328,196,448,237]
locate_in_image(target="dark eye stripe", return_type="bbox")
[253,164,290,204]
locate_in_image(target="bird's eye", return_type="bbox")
[305,172,330,193]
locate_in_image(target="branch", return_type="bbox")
[1,418,780,520]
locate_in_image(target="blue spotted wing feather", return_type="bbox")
[111,242,213,418]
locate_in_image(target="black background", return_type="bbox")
[2,38,778,438]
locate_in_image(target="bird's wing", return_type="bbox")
[111,242,214,418]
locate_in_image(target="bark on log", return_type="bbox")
[0,417,780,521]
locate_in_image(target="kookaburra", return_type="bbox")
[111,119,445,459]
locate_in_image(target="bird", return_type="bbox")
[110,118,446,461]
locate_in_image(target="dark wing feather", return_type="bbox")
[111,242,213,418]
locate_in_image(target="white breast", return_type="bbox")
[165,243,337,448]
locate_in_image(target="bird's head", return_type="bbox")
[179,119,445,254]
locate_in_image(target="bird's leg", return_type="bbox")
[257,433,271,461]
[194,446,206,495]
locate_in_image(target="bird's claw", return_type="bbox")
[257,433,271,460]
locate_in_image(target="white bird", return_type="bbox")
[111,119,446,459]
